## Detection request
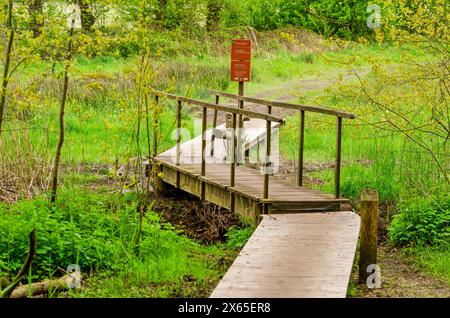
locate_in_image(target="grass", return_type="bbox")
[0,187,241,297]
[1,33,448,297]
[402,246,450,286]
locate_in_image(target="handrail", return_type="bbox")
[208,90,356,119]
[209,89,353,199]
[154,91,284,123]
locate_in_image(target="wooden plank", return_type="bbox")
[209,90,356,119]
[153,91,284,123]
[210,212,360,298]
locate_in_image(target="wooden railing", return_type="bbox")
[208,90,356,199]
[153,91,284,214]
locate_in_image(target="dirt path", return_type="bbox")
[351,246,450,297]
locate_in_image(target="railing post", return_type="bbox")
[153,95,159,158]
[176,100,182,188]
[298,110,305,187]
[201,106,207,200]
[335,116,342,198]
[263,106,272,214]
[210,95,219,157]
[237,82,244,165]
[230,112,237,213]
[176,100,182,166]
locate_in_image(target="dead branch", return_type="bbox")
[0,228,36,298]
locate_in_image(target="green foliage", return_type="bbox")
[0,191,218,283]
[221,0,371,39]
[388,192,450,247]
[224,225,254,249]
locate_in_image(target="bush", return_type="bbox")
[388,192,450,247]
[224,225,254,248]
[0,191,203,281]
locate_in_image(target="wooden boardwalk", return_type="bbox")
[152,91,359,297]
[210,212,360,298]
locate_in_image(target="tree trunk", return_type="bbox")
[0,0,15,138]
[50,27,75,204]
[155,0,167,26]
[78,0,95,31]
[29,0,43,38]
[206,0,222,32]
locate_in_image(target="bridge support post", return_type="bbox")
[359,189,378,284]
[176,100,182,188]
[154,163,169,196]
[201,107,207,200]
[253,202,263,226]
[230,113,237,213]
[298,110,305,187]
[335,116,342,198]
[263,106,272,214]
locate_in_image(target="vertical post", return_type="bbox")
[359,189,378,284]
[298,110,305,187]
[201,107,207,200]
[237,82,244,165]
[263,108,272,215]
[335,116,342,198]
[176,100,182,188]
[176,100,182,166]
[238,82,244,125]
[210,95,219,156]
[153,95,159,158]
[230,112,237,213]
[154,163,168,196]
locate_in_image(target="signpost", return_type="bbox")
[231,39,252,164]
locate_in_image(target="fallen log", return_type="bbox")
[10,275,73,298]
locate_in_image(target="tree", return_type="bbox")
[206,0,222,31]
[28,0,44,37]
[77,0,96,31]
[0,0,15,137]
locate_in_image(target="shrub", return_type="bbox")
[224,225,254,248]
[388,192,450,247]
[0,191,203,281]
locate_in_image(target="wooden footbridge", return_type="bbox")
[151,90,361,298]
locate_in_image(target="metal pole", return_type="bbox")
[298,110,305,187]
[335,116,342,198]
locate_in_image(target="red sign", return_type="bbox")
[231,39,252,82]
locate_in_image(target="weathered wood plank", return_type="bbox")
[210,212,360,298]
